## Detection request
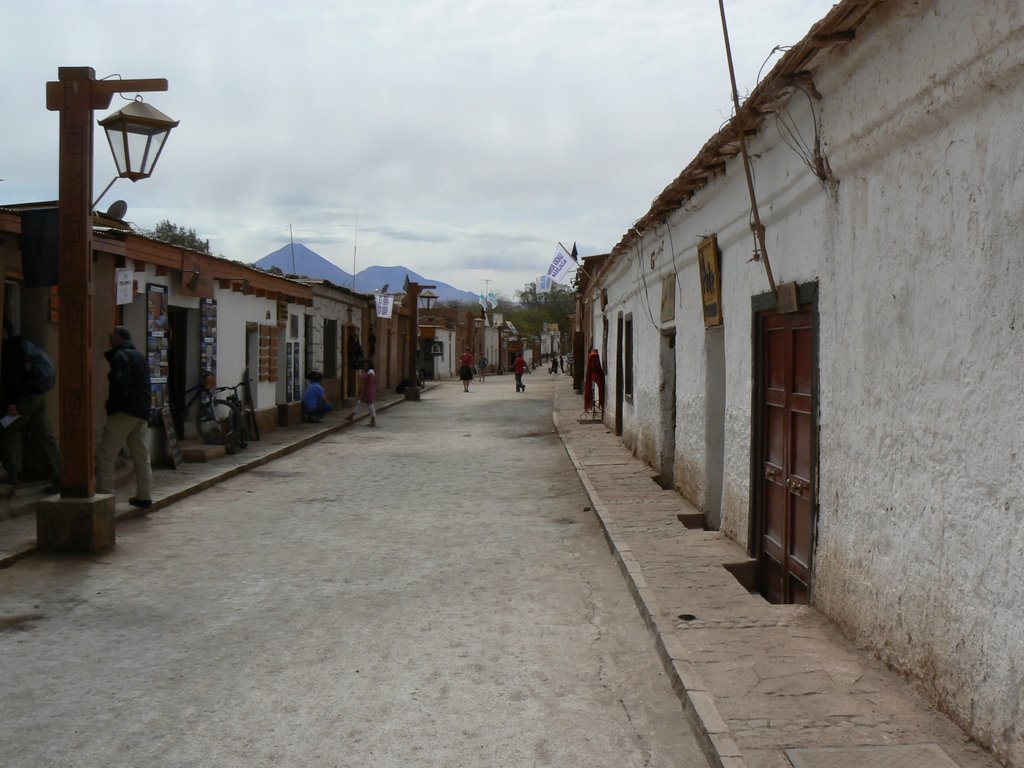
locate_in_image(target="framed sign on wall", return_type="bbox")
[698,235,723,328]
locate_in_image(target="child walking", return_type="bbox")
[346,358,377,427]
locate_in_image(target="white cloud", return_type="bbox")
[2,0,837,296]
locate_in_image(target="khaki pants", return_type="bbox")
[96,412,153,500]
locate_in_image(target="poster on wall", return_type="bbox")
[697,235,723,328]
[200,298,217,379]
[285,341,294,403]
[146,283,169,412]
[115,268,134,305]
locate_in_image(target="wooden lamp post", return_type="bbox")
[38,67,175,553]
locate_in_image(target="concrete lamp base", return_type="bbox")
[36,494,116,554]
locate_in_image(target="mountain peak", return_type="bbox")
[253,244,353,286]
[253,244,479,303]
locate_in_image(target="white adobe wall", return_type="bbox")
[594,2,1024,762]
[307,291,363,379]
[809,3,1024,763]
[213,288,278,409]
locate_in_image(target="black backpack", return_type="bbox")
[21,339,56,394]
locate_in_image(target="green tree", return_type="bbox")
[503,281,575,337]
[144,219,211,254]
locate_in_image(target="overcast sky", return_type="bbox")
[3,0,836,298]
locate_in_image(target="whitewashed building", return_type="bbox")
[585,1,1024,764]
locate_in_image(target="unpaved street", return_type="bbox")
[0,376,707,768]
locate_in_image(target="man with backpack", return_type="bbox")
[0,322,61,492]
[96,326,153,509]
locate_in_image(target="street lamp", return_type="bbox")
[419,289,438,311]
[39,67,174,554]
[92,98,179,207]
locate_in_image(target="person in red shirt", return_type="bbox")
[514,352,529,393]
[458,349,474,392]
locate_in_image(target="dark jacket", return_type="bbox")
[0,335,28,407]
[104,341,151,420]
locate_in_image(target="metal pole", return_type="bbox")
[289,223,296,274]
[718,0,777,295]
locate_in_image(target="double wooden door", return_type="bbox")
[758,310,816,605]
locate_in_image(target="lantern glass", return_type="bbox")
[419,290,439,310]
[99,100,178,182]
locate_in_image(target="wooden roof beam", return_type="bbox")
[778,71,823,100]
[811,30,856,48]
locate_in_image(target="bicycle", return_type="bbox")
[214,381,250,450]
[182,371,243,454]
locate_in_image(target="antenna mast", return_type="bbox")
[289,223,296,275]
[352,210,359,292]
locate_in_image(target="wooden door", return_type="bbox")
[615,314,624,436]
[758,310,816,605]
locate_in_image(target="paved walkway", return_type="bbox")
[0,391,407,569]
[0,375,707,768]
[552,381,999,768]
[0,375,1003,768]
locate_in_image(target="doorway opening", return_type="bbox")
[656,331,676,489]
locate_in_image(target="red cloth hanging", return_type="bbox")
[584,350,605,412]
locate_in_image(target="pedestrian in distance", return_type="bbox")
[478,354,488,383]
[302,370,333,423]
[345,358,377,427]
[0,322,61,492]
[459,348,474,392]
[514,352,529,393]
[96,326,153,509]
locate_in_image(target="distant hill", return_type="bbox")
[252,244,479,303]
[253,244,353,286]
[353,265,479,304]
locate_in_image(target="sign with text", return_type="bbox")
[115,268,134,305]
[375,294,394,319]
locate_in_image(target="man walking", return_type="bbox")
[514,352,528,393]
[96,326,153,509]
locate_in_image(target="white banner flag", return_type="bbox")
[487,290,498,308]
[536,274,553,293]
[375,294,394,319]
[546,243,573,284]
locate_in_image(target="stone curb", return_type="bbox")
[553,409,750,768]
[0,392,415,569]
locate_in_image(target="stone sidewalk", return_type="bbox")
[551,382,1000,768]
[0,390,408,570]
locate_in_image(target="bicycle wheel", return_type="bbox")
[196,396,237,451]
[230,398,249,450]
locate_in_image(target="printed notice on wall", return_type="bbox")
[115,269,134,305]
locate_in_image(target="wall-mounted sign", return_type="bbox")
[660,274,676,323]
[115,268,134,305]
[697,234,723,328]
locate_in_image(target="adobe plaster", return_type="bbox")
[591,2,1024,763]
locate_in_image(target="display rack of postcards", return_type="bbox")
[285,341,294,402]
[199,298,217,380]
[146,284,169,411]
